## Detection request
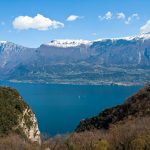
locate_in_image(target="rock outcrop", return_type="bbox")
[0,87,41,144]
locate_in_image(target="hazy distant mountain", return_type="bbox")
[0,33,150,85]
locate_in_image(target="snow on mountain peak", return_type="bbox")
[0,41,7,44]
[95,32,150,43]
[46,39,92,48]
[138,32,150,39]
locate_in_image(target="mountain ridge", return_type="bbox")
[0,32,150,85]
[1,32,150,48]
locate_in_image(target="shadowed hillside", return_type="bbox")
[76,84,150,132]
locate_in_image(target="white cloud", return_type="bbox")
[125,13,139,24]
[99,11,113,20]
[132,13,140,19]
[125,17,132,24]
[117,12,126,20]
[66,15,83,21]
[98,11,140,25]
[13,14,64,30]
[140,20,150,33]
[104,11,113,20]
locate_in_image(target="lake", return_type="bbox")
[0,81,141,136]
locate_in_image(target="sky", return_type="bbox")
[0,0,150,47]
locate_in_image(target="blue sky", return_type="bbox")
[0,0,150,47]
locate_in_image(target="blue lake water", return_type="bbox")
[0,81,141,136]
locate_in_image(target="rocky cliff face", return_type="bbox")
[76,84,150,132]
[0,87,41,144]
[19,106,41,144]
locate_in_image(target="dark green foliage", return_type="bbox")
[0,87,26,135]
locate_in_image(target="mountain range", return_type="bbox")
[1,33,150,85]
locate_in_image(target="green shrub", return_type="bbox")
[0,87,26,135]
